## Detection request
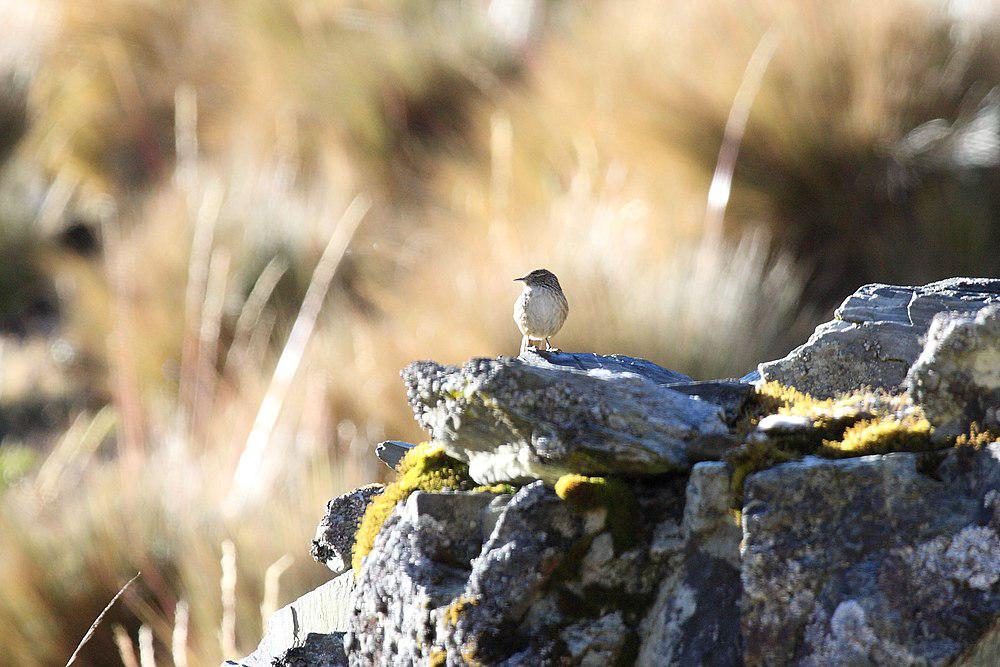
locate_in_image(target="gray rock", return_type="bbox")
[272,633,347,667]
[756,413,816,436]
[638,462,743,666]
[839,278,1000,328]
[347,479,690,666]
[759,319,924,398]
[311,484,384,574]
[759,278,1000,398]
[741,448,1000,666]
[523,349,754,423]
[228,572,354,666]
[666,381,755,425]
[402,357,730,484]
[522,349,693,385]
[907,305,1000,439]
[345,490,506,666]
[373,440,413,470]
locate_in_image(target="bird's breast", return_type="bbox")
[513,287,567,337]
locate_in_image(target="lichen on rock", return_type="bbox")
[351,442,480,571]
[234,279,1000,667]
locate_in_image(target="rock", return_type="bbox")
[344,490,505,665]
[907,305,1000,439]
[525,350,754,423]
[272,633,347,667]
[228,572,354,666]
[373,440,414,470]
[667,381,755,425]
[637,462,742,665]
[741,448,1000,666]
[402,356,731,484]
[839,278,1000,328]
[523,349,693,385]
[759,278,1000,398]
[347,480,689,666]
[756,414,816,436]
[311,484,384,574]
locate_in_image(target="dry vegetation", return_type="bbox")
[0,0,998,664]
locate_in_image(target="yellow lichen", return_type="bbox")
[729,382,947,506]
[428,648,447,667]
[443,594,479,627]
[352,443,477,572]
[821,415,934,457]
[955,423,1000,450]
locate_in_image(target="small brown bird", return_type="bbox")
[513,269,569,355]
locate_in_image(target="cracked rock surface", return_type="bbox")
[402,356,732,484]
[759,278,1000,398]
[741,446,1000,666]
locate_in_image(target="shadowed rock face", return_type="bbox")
[344,476,715,666]
[759,278,1000,398]
[741,447,1000,666]
[402,356,732,484]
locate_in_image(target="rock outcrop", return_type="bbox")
[227,573,354,666]
[908,304,1000,439]
[759,278,1000,398]
[232,278,1000,667]
[742,449,1000,665]
[311,484,384,574]
[402,356,733,484]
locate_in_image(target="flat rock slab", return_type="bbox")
[227,572,354,667]
[741,447,1000,666]
[759,278,1000,398]
[526,350,753,423]
[403,356,731,484]
[373,440,413,470]
[523,349,693,385]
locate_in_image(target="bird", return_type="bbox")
[513,268,569,355]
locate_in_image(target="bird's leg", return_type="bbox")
[544,337,552,350]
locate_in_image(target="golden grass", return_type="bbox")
[0,0,997,665]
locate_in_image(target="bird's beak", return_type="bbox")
[514,275,527,282]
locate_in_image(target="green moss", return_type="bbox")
[740,381,886,437]
[820,415,934,458]
[353,443,477,572]
[729,382,951,507]
[472,482,518,495]
[554,474,638,552]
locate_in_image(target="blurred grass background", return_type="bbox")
[0,0,998,664]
